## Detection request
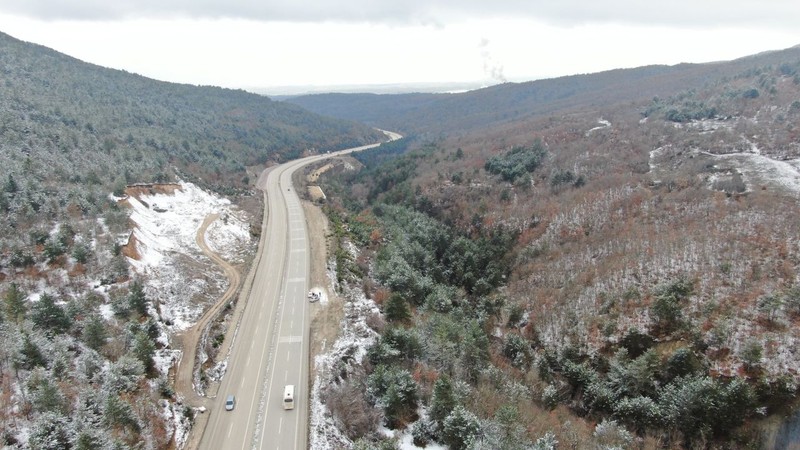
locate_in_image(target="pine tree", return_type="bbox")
[16,333,47,370]
[429,374,457,427]
[4,174,18,194]
[31,293,71,335]
[82,315,108,351]
[384,294,410,323]
[28,412,73,450]
[75,430,106,450]
[128,280,148,316]
[131,331,155,376]
[442,405,480,450]
[104,394,141,433]
[460,321,489,382]
[31,378,66,414]
[72,242,91,265]
[4,282,27,324]
[367,365,419,427]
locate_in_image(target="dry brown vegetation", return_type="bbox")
[313,58,800,448]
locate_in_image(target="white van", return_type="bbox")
[283,385,295,410]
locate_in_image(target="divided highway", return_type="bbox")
[199,135,397,450]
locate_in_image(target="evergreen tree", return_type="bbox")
[649,278,693,335]
[82,315,108,351]
[4,282,27,324]
[128,280,148,316]
[31,293,71,335]
[75,430,106,450]
[367,365,419,427]
[16,333,47,370]
[664,347,704,381]
[442,405,480,450]
[75,389,105,429]
[104,394,141,433]
[43,237,67,263]
[28,412,73,450]
[384,294,410,323]
[4,174,18,194]
[31,378,66,414]
[71,242,91,265]
[429,374,457,427]
[460,321,490,382]
[532,431,558,450]
[105,356,145,393]
[130,331,155,376]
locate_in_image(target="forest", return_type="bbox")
[0,30,382,449]
[311,55,800,449]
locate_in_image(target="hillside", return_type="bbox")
[0,30,383,448]
[0,31,384,193]
[286,45,800,137]
[304,47,800,449]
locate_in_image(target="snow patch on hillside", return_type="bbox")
[700,150,800,195]
[649,143,800,197]
[310,257,380,450]
[126,181,253,331]
[206,211,253,264]
[586,118,611,135]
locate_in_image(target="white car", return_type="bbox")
[225,394,235,411]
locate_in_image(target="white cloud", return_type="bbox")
[2,0,800,30]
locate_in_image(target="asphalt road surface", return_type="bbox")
[199,136,396,450]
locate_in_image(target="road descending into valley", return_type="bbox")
[199,132,399,450]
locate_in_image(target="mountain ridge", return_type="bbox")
[285,44,800,136]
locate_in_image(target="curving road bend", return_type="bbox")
[199,134,399,450]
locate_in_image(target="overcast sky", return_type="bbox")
[1,1,799,93]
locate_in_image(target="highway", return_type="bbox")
[199,135,397,450]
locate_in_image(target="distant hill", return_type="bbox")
[0,31,384,195]
[285,45,800,136]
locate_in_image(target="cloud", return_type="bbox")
[2,0,800,30]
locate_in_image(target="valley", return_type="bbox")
[1,26,800,450]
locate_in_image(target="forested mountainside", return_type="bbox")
[308,48,800,448]
[286,45,800,137]
[0,30,383,448]
[0,31,383,193]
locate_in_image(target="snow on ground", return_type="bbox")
[206,210,253,264]
[649,142,800,197]
[701,151,800,195]
[684,117,737,134]
[153,349,181,378]
[127,182,232,269]
[586,118,611,135]
[158,398,192,450]
[381,427,448,450]
[310,257,381,450]
[125,181,253,331]
[648,146,669,178]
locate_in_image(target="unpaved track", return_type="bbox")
[174,213,242,449]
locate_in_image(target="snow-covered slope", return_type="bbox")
[125,181,253,331]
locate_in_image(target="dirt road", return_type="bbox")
[174,213,242,449]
